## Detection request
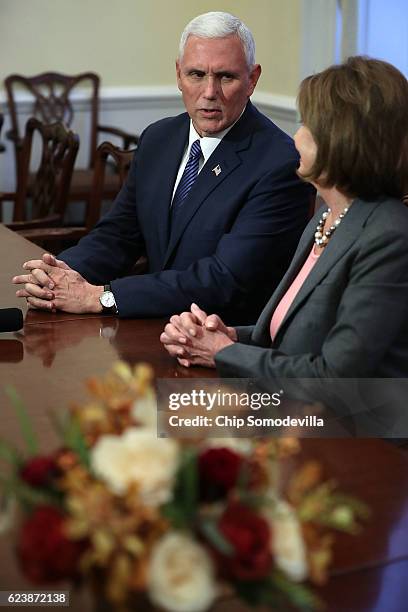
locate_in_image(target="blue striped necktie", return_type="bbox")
[171,139,203,219]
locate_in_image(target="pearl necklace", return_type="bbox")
[314,205,349,248]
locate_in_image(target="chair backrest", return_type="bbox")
[5,72,99,169]
[85,141,135,229]
[13,117,79,222]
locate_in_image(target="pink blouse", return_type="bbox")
[270,245,320,341]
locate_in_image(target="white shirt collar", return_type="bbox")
[171,105,247,201]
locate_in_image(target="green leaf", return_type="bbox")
[179,447,198,518]
[233,572,322,611]
[234,578,283,608]
[161,448,198,528]
[200,518,234,556]
[62,417,90,468]
[48,409,67,438]
[0,474,60,513]
[0,473,12,492]
[271,571,323,611]
[161,504,186,528]
[0,439,21,467]
[5,387,37,455]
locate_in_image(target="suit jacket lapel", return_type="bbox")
[155,116,190,255]
[252,198,380,346]
[162,104,255,268]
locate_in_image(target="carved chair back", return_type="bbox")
[13,117,79,222]
[5,72,98,175]
[85,141,135,229]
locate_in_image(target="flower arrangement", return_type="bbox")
[0,362,368,611]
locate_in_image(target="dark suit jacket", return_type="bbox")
[216,196,408,377]
[60,102,312,323]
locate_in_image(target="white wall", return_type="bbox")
[2,0,406,213]
[0,0,302,95]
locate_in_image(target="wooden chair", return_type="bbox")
[0,117,79,235]
[85,140,135,230]
[4,72,138,207]
[17,141,136,250]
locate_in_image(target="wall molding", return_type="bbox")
[251,91,297,134]
[0,85,296,121]
[0,86,298,199]
[0,85,182,113]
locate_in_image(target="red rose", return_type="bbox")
[198,448,244,500]
[217,502,272,580]
[18,506,85,583]
[20,456,58,488]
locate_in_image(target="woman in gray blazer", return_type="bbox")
[161,56,408,381]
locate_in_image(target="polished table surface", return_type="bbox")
[1,224,408,611]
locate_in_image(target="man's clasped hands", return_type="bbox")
[12,253,107,314]
[13,253,236,368]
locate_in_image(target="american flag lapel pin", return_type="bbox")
[212,164,222,177]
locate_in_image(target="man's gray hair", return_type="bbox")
[179,12,256,68]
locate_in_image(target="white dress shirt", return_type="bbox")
[171,108,246,202]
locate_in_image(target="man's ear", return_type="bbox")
[176,59,182,91]
[247,64,262,97]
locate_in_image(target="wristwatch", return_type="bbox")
[99,284,118,314]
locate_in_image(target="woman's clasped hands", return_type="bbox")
[160,303,237,368]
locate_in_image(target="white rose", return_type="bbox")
[266,500,308,582]
[90,428,179,506]
[132,390,157,429]
[148,532,217,612]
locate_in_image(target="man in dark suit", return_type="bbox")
[13,11,312,324]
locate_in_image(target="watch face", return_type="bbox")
[101,291,116,308]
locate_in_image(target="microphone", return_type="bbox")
[0,308,24,333]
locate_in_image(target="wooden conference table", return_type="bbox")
[0,224,408,611]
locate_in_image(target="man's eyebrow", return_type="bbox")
[186,68,205,73]
[214,70,238,78]
[183,67,239,78]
